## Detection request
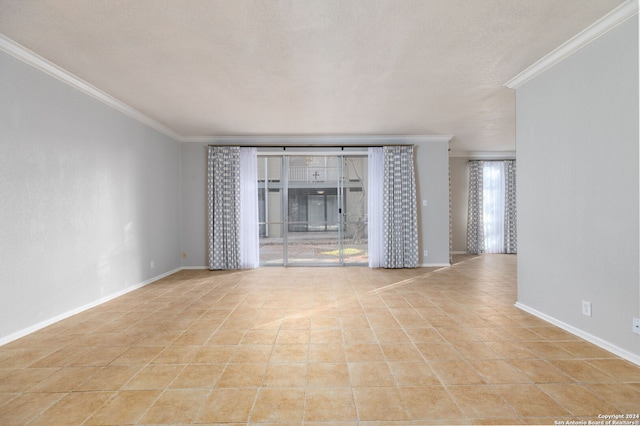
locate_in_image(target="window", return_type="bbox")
[467,160,517,254]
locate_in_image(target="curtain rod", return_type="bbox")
[207,144,414,149]
[468,159,515,162]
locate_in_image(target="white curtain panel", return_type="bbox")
[368,147,384,268]
[207,146,241,270]
[482,161,506,254]
[382,146,419,268]
[239,147,259,268]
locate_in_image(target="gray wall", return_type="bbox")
[415,141,451,266]
[180,143,209,267]
[516,16,639,356]
[180,139,452,267]
[449,157,470,253]
[0,50,182,342]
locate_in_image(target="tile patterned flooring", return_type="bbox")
[1,254,639,425]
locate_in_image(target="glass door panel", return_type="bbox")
[343,156,369,265]
[258,156,285,265]
[286,155,340,265]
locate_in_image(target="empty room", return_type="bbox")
[1,0,639,424]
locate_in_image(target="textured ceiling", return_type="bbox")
[0,0,627,152]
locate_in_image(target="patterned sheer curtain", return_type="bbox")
[466,161,485,254]
[208,146,241,269]
[449,167,453,265]
[466,160,517,255]
[503,160,517,254]
[383,146,419,268]
[207,146,259,270]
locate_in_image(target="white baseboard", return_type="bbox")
[181,266,209,270]
[515,302,640,367]
[0,267,182,347]
[451,251,467,255]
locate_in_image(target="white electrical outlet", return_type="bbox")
[633,318,640,335]
[582,301,592,317]
[150,260,155,269]
[423,250,428,257]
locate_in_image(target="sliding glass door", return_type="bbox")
[257,152,368,266]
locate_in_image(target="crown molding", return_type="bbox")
[0,34,182,141]
[180,134,454,144]
[505,0,639,89]
[449,150,516,159]
[0,34,456,147]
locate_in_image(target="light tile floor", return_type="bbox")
[1,255,640,425]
